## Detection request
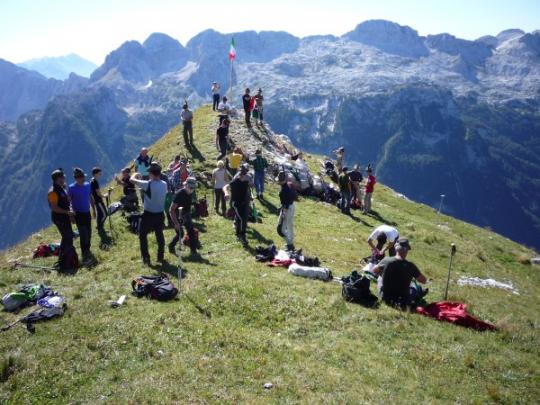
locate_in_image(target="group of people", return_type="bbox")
[333,147,377,215]
[46,91,426,309]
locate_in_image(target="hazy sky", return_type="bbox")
[1,0,538,64]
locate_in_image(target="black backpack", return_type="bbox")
[126,213,142,234]
[131,274,178,301]
[341,272,378,307]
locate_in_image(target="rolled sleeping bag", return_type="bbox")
[288,263,332,281]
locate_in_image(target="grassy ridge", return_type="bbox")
[0,105,538,404]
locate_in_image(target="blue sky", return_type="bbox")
[0,0,538,64]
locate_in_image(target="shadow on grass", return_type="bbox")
[348,212,370,226]
[247,227,275,246]
[368,210,398,226]
[188,145,206,162]
[258,197,280,216]
[183,293,211,318]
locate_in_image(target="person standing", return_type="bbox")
[338,166,351,215]
[217,96,232,125]
[215,119,230,160]
[90,167,108,238]
[134,147,152,202]
[242,88,252,128]
[227,147,244,177]
[248,149,268,199]
[253,88,264,125]
[212,160,230,215]
[130,163,168,265]
[277,171,296,252]
[349,164,363,207]
[68,168,96,265]
[181,103,194,148]
[211,82,220,111]
[115,167,138,211]
[169,177,198,256]
[224,164,253,245]
[363,165,377,214]
[333,147,345,173]
[48,169,75,269]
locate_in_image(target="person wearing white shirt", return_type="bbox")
[180,104,194,148]
[367,224,400,260]
[217,96,232,125]
[211,82,220,111]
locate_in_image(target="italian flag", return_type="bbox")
[229,37,236,61]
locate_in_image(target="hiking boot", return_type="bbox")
[168,244,176,255]
[286,244,295,252]
[142,257,151,266]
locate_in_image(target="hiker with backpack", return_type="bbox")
[212,160,230,215]
[130,163,168,266]
[181,103,194,148]
[248,149,268,199]
[372,238,427,308]
[224,164,253,245]
[48,169,76,269]
[169,177,198,256]
[277,171,297,252]
[253,88,264,125]
[338,167,351,215]
[90,167,108,239]
[218,96,232,125]
[211,81,220,111]
[349,164,363,208]
[363,165,376,214]
[367,224,400,262]
[216,118,230,160]
[242,88,252,128]
[68,168,96,265]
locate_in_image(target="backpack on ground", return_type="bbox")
[2,284,53,312]
[195,197,209,218]
[126,213,142,234]
[341,271,378,307]
[33,243,60,259]
[131,274,178,301]
[351,198,362,210]
[57,245,79,271]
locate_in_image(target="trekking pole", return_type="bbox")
[443,243,457,300]
[106,189,115,240]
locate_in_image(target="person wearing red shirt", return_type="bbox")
[363,166,377,214]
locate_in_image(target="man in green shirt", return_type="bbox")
[248,149,268,199]
[338,166,351,214]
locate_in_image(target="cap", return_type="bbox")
[240,164,249,174]
[395,238,411,250]
[51,169,65,182]
[342,166,348,172]
[73,167,85,178]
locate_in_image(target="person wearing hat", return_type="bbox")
[217,96,232,125]
[242,88,252,128]
[224,163,253,245]
[253,88,264,126]
[338,166,351,215]
[215,118,230,160]
[181,104,194,148]
[212,160,230,215]
[169,177,198,256]
[48,169,75,265]
[363,165,377,214]
[68,168,96,264]
[211,81,221,111]
[131,162,168,265]
[248,149,268,199]
[277,171,297,251]
[372,238,427,308]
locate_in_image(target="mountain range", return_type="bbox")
[18,53,98,80]
[0,19,539,251]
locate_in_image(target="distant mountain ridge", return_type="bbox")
[0,19,539,251]
[18,53,97,80]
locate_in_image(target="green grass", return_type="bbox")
[0,105,539,404]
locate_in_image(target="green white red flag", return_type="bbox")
[229,37,236,61]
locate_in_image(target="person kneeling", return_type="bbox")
[169,177,198,256]
[372,238,427,309]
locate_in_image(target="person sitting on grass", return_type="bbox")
[169,177,198,256]
[372,238,427,308]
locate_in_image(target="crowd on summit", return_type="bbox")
[46,80,427,309]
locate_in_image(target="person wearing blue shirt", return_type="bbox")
[68,168,96,264]
[131,162,168,266]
